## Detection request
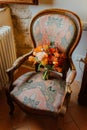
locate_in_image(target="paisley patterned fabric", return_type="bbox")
[11,72,66,113]
[32,14,76,52]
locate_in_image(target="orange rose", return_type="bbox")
[34,45,42,53]
[41,57,48,66]
[55,67,62,73]
[28,56,35,63]
[54,52,60,57]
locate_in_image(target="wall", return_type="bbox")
[9,4,33,57]
[30,0,87,21]
[8,0,87,82]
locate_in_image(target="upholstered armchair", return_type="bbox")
[5,9,82,117]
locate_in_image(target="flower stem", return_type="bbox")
[43,70,49,80]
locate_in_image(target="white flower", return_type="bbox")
[35,52,47,61]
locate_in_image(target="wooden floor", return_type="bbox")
[0,75,87,130]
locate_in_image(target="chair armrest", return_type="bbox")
[66,58,77,85]
[66,70,76,85]
[6,50,33,84]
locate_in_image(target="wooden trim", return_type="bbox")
[0,0,38,5]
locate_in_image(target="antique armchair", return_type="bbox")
[5,9,82,116]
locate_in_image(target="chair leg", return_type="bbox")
[5,90,15,115]
[59,92,71,116]
[66,91,71,108]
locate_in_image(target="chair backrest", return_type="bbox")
[30,9,82,56]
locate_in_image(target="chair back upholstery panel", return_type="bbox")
[30,9,82,55]
[32,14,76,52]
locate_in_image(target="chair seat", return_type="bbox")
[11,71,66,114]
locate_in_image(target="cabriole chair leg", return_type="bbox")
[5,90,15,115]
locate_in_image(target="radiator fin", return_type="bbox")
[0,26,16,89]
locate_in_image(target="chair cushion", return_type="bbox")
[11,72,66,114]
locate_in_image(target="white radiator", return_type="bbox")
[0,26,16,89]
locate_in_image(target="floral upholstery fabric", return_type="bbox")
[33,14,76,52]
[11,72,66,113]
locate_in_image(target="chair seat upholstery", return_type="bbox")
[11,72,66,114]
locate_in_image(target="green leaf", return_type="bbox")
[50,41,55,48]
[37,63,42,71]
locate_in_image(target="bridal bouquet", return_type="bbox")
[28,42,66,80]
